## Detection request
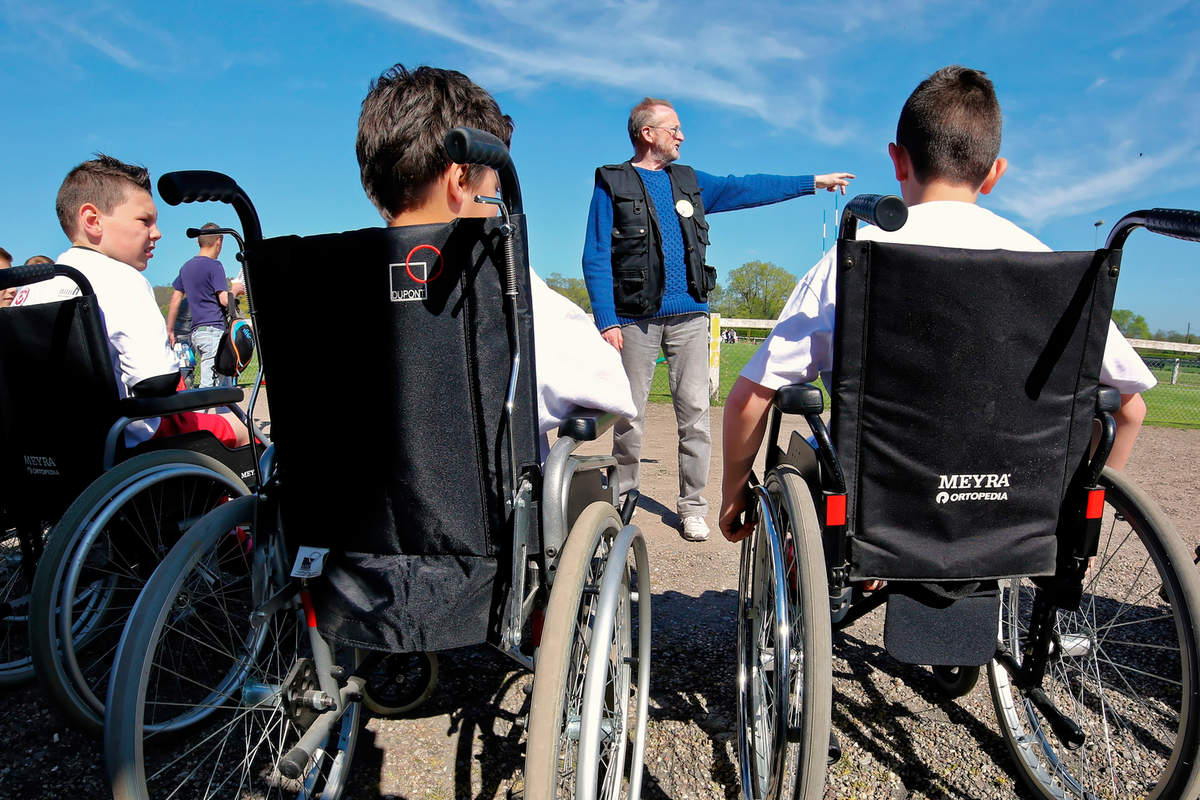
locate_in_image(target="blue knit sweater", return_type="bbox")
[582,167,816,330]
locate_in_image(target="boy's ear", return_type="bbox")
[888,142,911,182]
[978,157,1008,195]
[446,163,471,209]
[77,202,103,243]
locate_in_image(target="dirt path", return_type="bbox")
[1,403,1196,799]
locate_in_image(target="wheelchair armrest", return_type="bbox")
[119,387,245,418]
[1097,386,1121,413]
[774,383,825,416]
[556,412,617,442]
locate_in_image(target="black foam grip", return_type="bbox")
[1143,208,1200,243]
[0,262,56,289]
[845,193,907,232]
[443,127,511,169]
[186,227,202,238]
[158,171,241,207]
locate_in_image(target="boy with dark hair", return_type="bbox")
[13,155,248,447]
[719,65,1155,542]
[356,64,635,443]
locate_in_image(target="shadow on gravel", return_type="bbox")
[830,630,1032,799]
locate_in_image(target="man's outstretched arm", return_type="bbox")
[720,376,777,542]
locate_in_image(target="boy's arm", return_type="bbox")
[1107,392,1147,471]
[720,377,777,542]
[165,290,184,345]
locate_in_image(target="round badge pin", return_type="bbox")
[675,199,694,218]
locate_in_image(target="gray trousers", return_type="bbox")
[614,313,711,518]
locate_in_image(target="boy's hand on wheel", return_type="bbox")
[719,485,757,543]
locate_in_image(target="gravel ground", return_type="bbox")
[1,402,1196,800]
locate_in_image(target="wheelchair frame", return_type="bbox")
[103,128,651,800]
[736,198,1200,800]
[0,263,267,722]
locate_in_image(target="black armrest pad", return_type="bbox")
[1097,386,1121,413]
[557,412,617,442]
[775,383,825,415]
[119,387,244,418]
[130,372,182,398]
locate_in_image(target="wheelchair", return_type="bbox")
[0,261,265,736]
[103,128,651,799]
[736,196,1200,800]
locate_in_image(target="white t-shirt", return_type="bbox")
[12,246,178,443]
[529,268,636,444]
[742,201,1156,395]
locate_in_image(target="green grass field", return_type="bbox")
[648,341,1198,428]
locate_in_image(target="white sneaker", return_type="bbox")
[681,516,710,542]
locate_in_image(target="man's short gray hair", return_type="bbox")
[628,97,673,147]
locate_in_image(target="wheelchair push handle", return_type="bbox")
[0,262,94,295]
[157,171,263,244]
[443,127,524,214]
[839,193,907,241]
[1105,207,1200,249]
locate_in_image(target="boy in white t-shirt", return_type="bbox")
[13,155,249,448]
[356,64,635,443]
[719,66,1155,542]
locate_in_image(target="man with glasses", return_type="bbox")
[582,96,854,542]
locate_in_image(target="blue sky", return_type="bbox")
[1,0,1197,333]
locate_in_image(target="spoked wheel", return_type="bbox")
[526,501,650,800]
[29,450,249,736]
[105,495,360,799]
[0,518,46,686]
[362,651,439,716]
[768,467,833,799]
[988,468,1200,800]
[737,485,791,800]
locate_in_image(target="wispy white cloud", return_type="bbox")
[347,0,863,142]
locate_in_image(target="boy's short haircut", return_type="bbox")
[0,246,11,264]
[895,65,1002,189]
[197,221,223,249]
[23,255,52,265]
[55,154,152,238]
[627,96,674,146]
[356,64,514,220]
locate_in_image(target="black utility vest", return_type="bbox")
[596,162,716,318]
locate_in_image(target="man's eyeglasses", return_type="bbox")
[646,125,683,136]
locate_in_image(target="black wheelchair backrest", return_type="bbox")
[0,266,122,522]
[247,217,540,652]
[831,241,1118,582]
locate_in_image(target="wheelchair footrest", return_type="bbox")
[883,581,1000,666]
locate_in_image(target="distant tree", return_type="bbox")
[706,282,735,317]
[544,272,591,313]
[725,260,795,320]
[1112,309,1151,339]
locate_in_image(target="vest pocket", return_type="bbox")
[611,224,649,258]
[702,265,718,294]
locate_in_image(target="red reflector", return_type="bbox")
[300,590,318,628]
[1085,489,1105,520]
[826,494,847,526]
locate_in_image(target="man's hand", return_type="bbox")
[602,327,623,351]
[719,482,757,543]
[168,331,176,346]
[815,172,856,194]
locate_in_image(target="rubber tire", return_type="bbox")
[988,468,1200,800]
[362,651,439,716]
[931,665,980,698]
[105,495,359,799]
[771,468,834,799]
[525,501,635,800]
[29,449,248,737]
